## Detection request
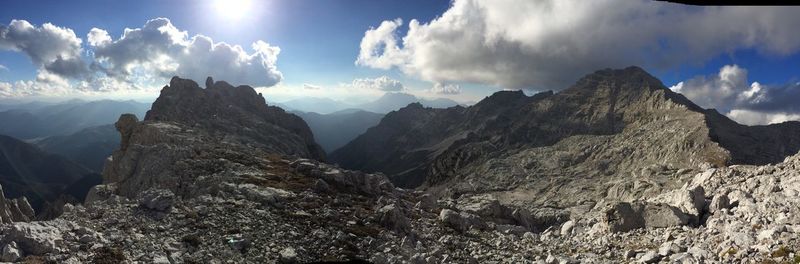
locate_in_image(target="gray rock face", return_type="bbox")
[138,189,176,212]
[377,204,411,234]
[331,67,800,210]
[145,76,325,160]
[604,202,689,232]
[1,241,20,262]
[0,184,34,224]
[9,71,800,263]
[439,209,485,232]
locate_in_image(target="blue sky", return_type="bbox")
[0,0,469,101]
[1,1,800,124]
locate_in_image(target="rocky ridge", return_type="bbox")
[145,76,325,160]
[331,67,800,209]
[0,184,34,224]
[1,73,800,263]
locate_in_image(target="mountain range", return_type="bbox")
[330,67,800,206]
[292,109,384,153]
[0,99,149,140]
[275,92,461,114]
[2,69,800,263]
[0,134,100,214]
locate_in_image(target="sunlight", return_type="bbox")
[214,0,252,21]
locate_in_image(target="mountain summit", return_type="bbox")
[145,77,325,160]
[331,67,800,206]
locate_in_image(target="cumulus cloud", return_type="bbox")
[727,109,800,126]
[351,76,404,91]
[357,0,800,89]
[671,64,800,125]
[0,19,89,78]
[90,18,282,87]
[431,83,462,95]
[303,84,321,90]
[0,72,140,97]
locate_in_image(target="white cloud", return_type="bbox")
[87,28,111,47]
[669,65,762,110]
[0,17,284,98]
[0,19,89,78]
[303,83,321,90]
[672,64,800,125]
[351,76,404,91]
[357,1,800,90]
[431,83,462,95]
[90,17,282,87]
[0,71,143,97]
[727,109,800,126]
[0,64,7,71]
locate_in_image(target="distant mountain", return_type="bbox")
[331,67,800,208]
[278,97,352,114]
[0,99,150,139]
[357,92,460,113]
[293,109,384,153]
[34,124,119,172]
[0,134,100,213]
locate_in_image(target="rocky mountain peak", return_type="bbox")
[145,76,325,160]
[332,66,800,203]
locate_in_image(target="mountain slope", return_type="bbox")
[0,100,149,139]
[357,92,460,114]
[331,67,800,206]
[0,134,99,212]
[279,97,352,114]
[34,124,119,172]
[145,77,325,160]
[293,109,384,153]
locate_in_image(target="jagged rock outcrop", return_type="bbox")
[0,184,34,224]
[331,67,800,210]
[99,77,331,198]
[145,76,325,160]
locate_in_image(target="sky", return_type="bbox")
[2,0,800,124]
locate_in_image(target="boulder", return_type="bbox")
[85,184,119,206]
[377,204,411,234]
[439,209,485,232]
[279,247,297,263]
[456,196,567,232]
[138,189,176,212]
[1,242,21,262]
[604,202,689,232]
[224,183,293,208]
[708,193,730,215]
[648,185,705,219]
[1,221,69,255]
[641,203,690,228]
[560,220,576,236]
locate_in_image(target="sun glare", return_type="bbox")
[214,0,252,21]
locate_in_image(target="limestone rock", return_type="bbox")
[1,242,21,262]
[0,184,35,223]
[605,202,689,232]
[144,76,325,160]
[377,204,411,234]
[138,189,176,212]
[1,221,70,255]
[439,209,485,232]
